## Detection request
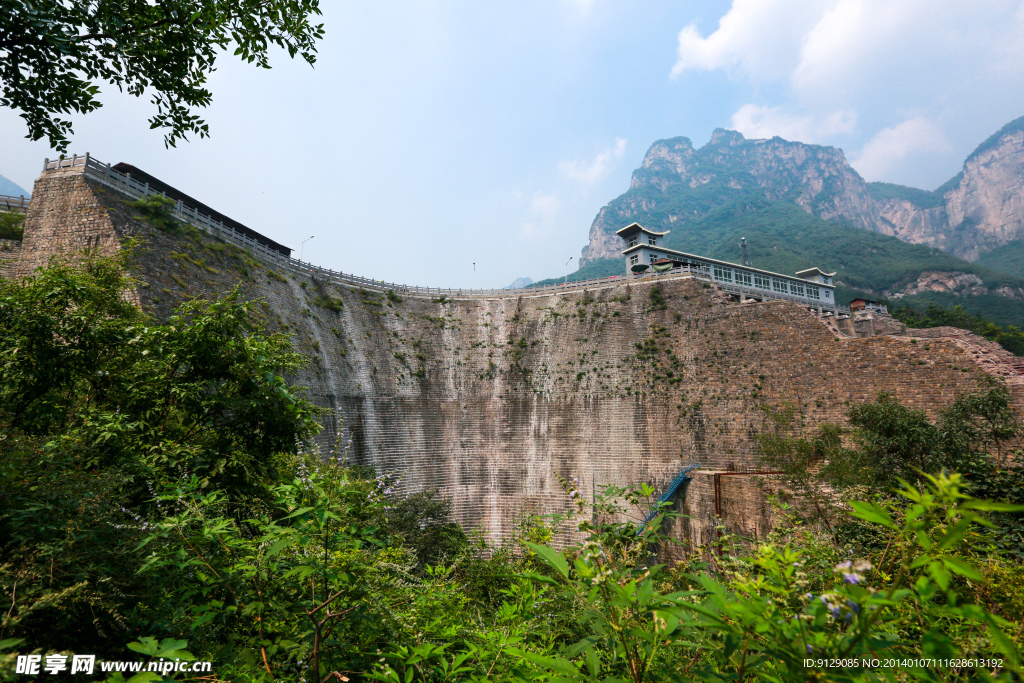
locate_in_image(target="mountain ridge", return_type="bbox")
[581,115,1024,268]
[570,116,1024,326]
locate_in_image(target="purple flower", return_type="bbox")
[843,572,862,585]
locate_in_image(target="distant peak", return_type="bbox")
[648,136,694,152]
[708,129,745,146]
[964,114,1024,165]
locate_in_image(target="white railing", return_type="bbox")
[0,194,30,212]
[45,153,841,310]
[633,265,841,312]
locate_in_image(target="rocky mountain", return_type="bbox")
[580,116,1024,268]
[571,117,1024,327]
[506,276,533,289]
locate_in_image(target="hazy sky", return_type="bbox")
[3,1,1023,288]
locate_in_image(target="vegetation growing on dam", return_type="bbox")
[1,256,1023,681]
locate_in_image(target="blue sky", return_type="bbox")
[3,0,1024,288]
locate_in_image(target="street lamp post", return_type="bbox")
[565,256,573,286]
[299,235,315,261]
[473,262,476,290]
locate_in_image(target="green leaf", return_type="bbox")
[961,500,1024,512]
[941,556,982,581]
[125,673,163,683]
[523,542,570,578]
[0,638,24,651]
[518,651,580,675]
[264,535,293,558]
[936,518,974,549]
[848,501,896,528]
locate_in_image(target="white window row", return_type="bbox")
[634,257,832,303]
[709,263,828,301]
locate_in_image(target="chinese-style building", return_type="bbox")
[617,222,838,311]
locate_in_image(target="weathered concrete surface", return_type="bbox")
[13,169,1024,549]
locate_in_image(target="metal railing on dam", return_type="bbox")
[41,153,847,313]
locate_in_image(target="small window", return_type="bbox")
[772,278,788,293]
[824,290,831,298]
[629,255,639,266]
[736,271,752,286]
[754,274,770,289]
[790,282,805,297]
[648,237,657,246]
[629,237,637,248]
[806,285,820,300]
[713,265,733,282]
[650,253,660,264]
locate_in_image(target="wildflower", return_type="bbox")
[835,560,870,585]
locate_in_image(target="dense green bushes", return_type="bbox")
[0,212,24,241]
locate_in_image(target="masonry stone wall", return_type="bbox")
[12,170,1024,550]
[0,239,20,279]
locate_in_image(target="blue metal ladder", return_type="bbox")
[635,463,700,536]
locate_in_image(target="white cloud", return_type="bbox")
[521,192,561,239]
[849,118,952,181]
[672,0,1024,101]
[731,104,856,143]
[671,0,828,80]
[670,0,1024,186]
[558,138,627,184]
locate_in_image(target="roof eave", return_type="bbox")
[616,222,670,237]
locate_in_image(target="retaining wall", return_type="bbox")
[11,169,1024,549]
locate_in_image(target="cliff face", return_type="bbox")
[943,122,1024,261]
[580,117,1024,268]
[580,130,881,265]
[14,167,1024,550]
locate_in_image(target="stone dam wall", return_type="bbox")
[12,168,1024,549]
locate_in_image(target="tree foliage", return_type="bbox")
[0,212,23,241]
[0,0,324,152]
[0,251,321,658]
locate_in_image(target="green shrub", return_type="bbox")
[0,212,25,240]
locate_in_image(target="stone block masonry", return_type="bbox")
[10,167,1024,550]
